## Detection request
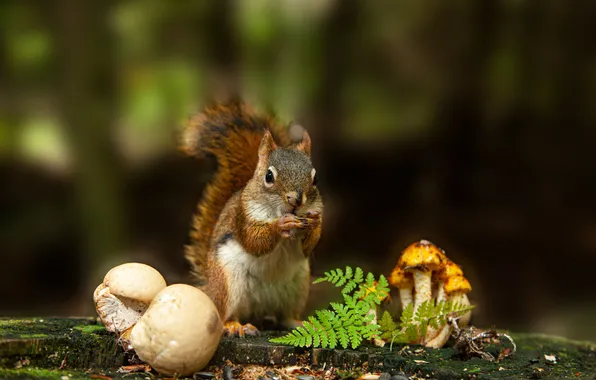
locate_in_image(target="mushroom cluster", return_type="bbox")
[94,263,223,376]
[389,240,472,348]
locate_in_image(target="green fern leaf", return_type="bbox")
[343,282,357,294]
[345,266,353,280]
[276,266,475,351]
[379,311,397,334]
[405,323,418,342]
[337,327,349,349]
[417,321,428,339]
[363,323,380,339]
[400,303,414,325]
[354,267,364,283]
[428,315,441,330]
[328,328,337,348]
[414,300,433,323]
[348,326,362,348]
[335,268,347,286]
[330,302,344,314]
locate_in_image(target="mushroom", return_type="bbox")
[424,263,472,348]
[397,240,446,314]
[93,264,223,376]
[388,266,414,309]
[93,263,167,344]
[442,274,472,326]
[388,240,474,349]
[424,274,472,348]
[433,260,464,302]
[131,284,223,376]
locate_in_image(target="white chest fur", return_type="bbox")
[216,238,310,321]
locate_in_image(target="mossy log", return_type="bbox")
[1,317,595,379]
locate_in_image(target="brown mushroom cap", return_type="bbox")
[398,240,447,272]
[443,275,472,294]
[389,266,413,289]
[433,260,464,282]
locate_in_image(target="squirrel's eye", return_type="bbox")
[265,167,276,187]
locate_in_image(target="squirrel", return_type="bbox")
[180,101,323,336]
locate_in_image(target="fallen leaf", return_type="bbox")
[359,374,381,380]
[544,354,557,364]
[413,360,429,364]
[118,364,151,373]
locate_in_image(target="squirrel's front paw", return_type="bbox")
[223,321,259,337]
[299,210,321,230]
[277,214,304,238]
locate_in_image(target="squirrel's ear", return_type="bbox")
[296,130,311,156]
[258,130,277,160]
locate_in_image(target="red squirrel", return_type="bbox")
[180,102,323,336]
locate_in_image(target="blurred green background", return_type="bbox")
[2,0,596,341]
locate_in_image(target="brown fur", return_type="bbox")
[181,102,291,282]
[181,101,323,330]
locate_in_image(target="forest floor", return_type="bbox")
[1,317,595,379]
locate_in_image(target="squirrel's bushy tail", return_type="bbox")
[180,101,291,281]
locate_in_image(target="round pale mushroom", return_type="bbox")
[130,284,223,376]
[398,240,447,313]
[93,263,167,341]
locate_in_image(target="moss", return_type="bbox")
[0,368,89,380]
[0,318,97,339]
[72,325,105,334]
[2,319,595,379]
[0,318,124,370]
[19,334,49,339]
[0,368,151,380]
[362,332,596,379]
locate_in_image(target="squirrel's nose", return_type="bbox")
[286,191,303,207]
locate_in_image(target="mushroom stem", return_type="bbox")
[424,292,471,348]
[425,287,472,346]
[425,322,454,348]
[399,287,414,309]
[366,306,386,347]
[451,293,471,327]
[436,282,447,302]
[424,281,446,343]
[413,270,432,314]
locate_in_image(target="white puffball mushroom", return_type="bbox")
[93,263,167,337]
[130,284,223,376]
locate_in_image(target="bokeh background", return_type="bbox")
[2,0,596,341]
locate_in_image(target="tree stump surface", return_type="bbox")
[1,317,594,379]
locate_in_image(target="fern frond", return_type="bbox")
[337,326,349,348]
[379,311,397,339]
[400,303,414,325]
[348,325,362,348]
[274,266,474,350]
